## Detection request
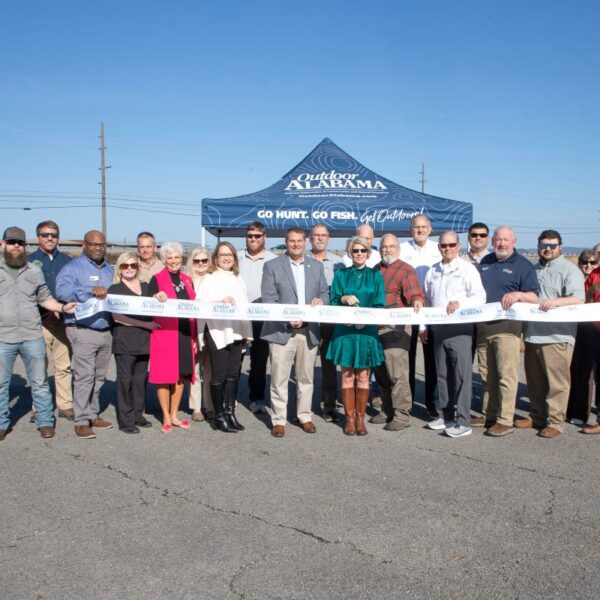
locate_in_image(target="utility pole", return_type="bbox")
[99,123,111,239]
[419,162,426,193]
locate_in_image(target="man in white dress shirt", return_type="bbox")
[423,231,486,438]
[399,214,441,418]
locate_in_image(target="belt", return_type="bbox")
[66,324,111,332]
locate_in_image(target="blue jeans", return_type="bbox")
[0,338,54,431]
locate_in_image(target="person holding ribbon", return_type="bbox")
[148,242,197,433]
[108,252,157,434]
[327,235,386,436]
[185,247,213,423]
[196,242,252,433]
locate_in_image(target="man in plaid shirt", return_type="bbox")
[372,233,424,431]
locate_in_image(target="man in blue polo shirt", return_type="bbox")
[56,230,114,439]
[476,226,539,437]
[28,220,73,421]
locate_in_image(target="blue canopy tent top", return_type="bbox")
[201,138,473,238]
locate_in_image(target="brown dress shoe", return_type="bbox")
[538,426,561,438]
[191,411,204,422]
[582,424,600,435]
[485,423,514,437]
[301,421,316,433]
[39,426,55,439]
[91,417,113,429]
[271,425,285,438]
[514,417,533,429]
[74,425,96,439]
[471,416,488,427]
[0,429,6,441]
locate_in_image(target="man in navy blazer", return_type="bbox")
[261,227,329,437]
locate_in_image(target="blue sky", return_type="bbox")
[1,0,598,250]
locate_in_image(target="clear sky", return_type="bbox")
[1,0,598,250]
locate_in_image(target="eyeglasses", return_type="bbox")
[39,232,59,239]
[469,233,488,239]
[539,243,559,250]
[119,263,139,270]
[5,239,25,246]
[247,233,264,239]
[352,248,368,254]
[193,258,209,264]
[439,243,458,249]
[581,260,597,266]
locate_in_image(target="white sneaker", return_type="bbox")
[426,417,446,430]
[445,424,473,438]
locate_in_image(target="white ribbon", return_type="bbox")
[74,294,600,325]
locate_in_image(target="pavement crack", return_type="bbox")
[228,552,270,599]
[59,449,394,566]
[415,445,583,483]
[545,489,556,516]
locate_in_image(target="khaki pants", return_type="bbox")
[475,325,489,414]
[269,330,318,426]
[524,342,573,432]
[42,316,73,411]
[480,320,522,427]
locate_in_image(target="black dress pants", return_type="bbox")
[248,320,270,402]
[409,325,437,413]
[115,353,149,428]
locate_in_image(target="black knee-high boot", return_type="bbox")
[225,378,245,431]
[210,383,236,433]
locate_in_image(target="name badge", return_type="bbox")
[90,275,100,281]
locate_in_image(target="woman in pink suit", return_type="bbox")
[148,241,197,433]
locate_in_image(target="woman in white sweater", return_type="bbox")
[196,242,252,433]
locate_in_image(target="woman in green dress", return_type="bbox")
[327,235,386,436]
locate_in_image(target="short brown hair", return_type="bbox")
[36,220,60,236]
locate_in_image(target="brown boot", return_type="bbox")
[341,387,356,436]
[355,388,369,436]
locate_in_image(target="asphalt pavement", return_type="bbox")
[2,351,599,600]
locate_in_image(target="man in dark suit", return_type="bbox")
[261,227,329,437]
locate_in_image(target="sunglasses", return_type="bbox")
[193,258,209,264]
[119,263,139,270]
[439,243,458,249]
[5,239,25,246]
[39,232,59,239]
[352,248,368,254]
[539,243,559,250]
[581,260,597,266]
[469,233,488,239]
[247,233,264,239]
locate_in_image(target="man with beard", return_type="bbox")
[56,230,115,439]
[0,227,75,441]
[520,230,585,438]
[372,233,424,431]
[28,220,74,421]
[308,224,344,422]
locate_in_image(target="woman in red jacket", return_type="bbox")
[148,241,197,433]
